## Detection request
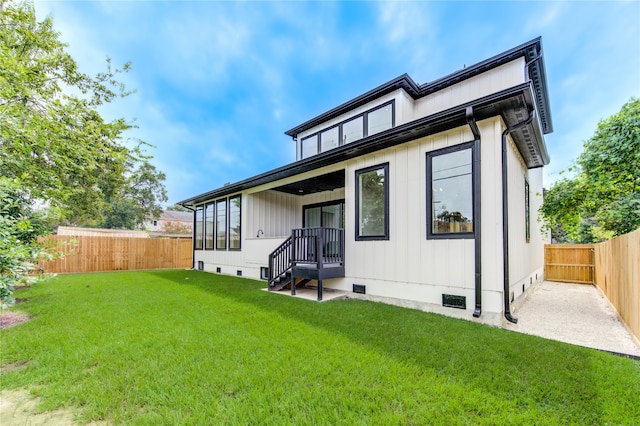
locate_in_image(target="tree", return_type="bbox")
[0,177,58,306]
[540,98,640,242]
[0,1,166,225]
[100,158,168,229]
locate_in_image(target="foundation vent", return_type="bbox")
[197,261,204,271]
[353,284,366,294]
[260,267,269,280]
[442,294,466,309]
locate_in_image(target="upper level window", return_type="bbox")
[426,143,475,239]
[321,127,339,152]
[302,135,318,159]
[367,104,393,136]
[298,100,395,160]
[355,163,389,240]
[342,116,363,144]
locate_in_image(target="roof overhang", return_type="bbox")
[179,82,547,207]
[285,37,552,137]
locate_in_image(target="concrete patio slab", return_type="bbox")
[504,280,640,357]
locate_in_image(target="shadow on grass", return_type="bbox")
[145,270,640,422]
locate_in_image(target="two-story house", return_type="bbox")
[178,38,553,325]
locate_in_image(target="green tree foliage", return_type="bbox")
[0,1,166,227]
[0,177,58,306]
[540,98,640,242]
[101,159,167,229]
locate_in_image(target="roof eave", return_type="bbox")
[179,83,548,206]
[284,37,553,138]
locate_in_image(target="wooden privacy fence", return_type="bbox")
[544,229,639,342]
[594,229,640,344]
[544,244,595,284]
[40,236,193,273]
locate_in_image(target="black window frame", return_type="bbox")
[299,100,395,160]
[426,142,476,240]
[204,202,215,250]
[215,198,227,250]
[228,194,242,251]
[194,205,204,250]
[355,163,390,241]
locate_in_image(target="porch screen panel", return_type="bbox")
[229,195,241,250]
[205,203,214,249]
[194,206,203,250]
[216,199,227,249]
[355,163,389,240]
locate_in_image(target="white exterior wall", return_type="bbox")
[413,59,526,119]
[295,58,526,160]
[193,56,547,325]
[506,139,547,302]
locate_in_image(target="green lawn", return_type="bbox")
[1,270,639,425]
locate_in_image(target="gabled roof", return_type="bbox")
[285,37,552,137]
[160,210,193,222]
[56,226,149,238]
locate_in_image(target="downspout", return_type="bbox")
[466,107,482,318]
[180,203,196,270]
[501,110,535,324]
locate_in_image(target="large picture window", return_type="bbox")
[216,199,227,250]
[229,195,241,250]
[355,163,389,240]
[205,203,214,250]
[194,206,204,250]
[427,143,475,238]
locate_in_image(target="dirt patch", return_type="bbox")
[0,311,30,330]
[0,389,107,426]
[0,389,77,425]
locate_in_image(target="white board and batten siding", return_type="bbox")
[195,55,548,324]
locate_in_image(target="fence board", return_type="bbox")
[40,236,192,273]
[544,244,594,284]
[594,229,640,343]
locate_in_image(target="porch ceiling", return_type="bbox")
[271,170,345,195]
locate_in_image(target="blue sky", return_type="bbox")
[34,1,640,206]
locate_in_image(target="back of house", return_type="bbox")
[179,38,552,325]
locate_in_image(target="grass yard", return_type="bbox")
[1,270,639,425]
